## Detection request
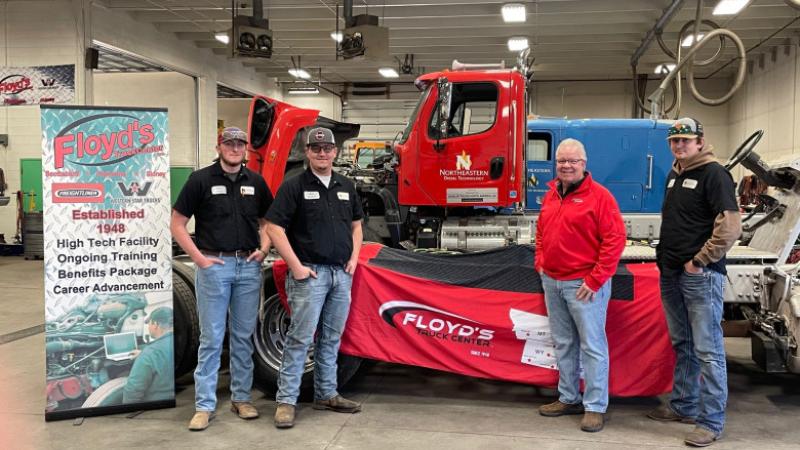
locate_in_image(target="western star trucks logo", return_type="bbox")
[113,180,158,205]
[379,300,494,346]
[53,114,163,169]
[118,181,152,197]
[51,183,104,203]
[439,150,489,181]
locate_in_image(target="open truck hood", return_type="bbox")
[247,95,360,194]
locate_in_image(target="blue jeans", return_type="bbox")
[194,256,262,411]
[659,267,727,436]
[541,273,611,413]
[276,264,352,405]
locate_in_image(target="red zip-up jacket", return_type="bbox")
[534,172,626,291]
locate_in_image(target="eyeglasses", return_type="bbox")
[308,144,336,153]
[556,158,585,165]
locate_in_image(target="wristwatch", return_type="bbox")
[257,248,267,257]
[691,258,705,268]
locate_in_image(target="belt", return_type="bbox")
[199,249,255,257]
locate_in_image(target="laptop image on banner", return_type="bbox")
[103,332,138,361]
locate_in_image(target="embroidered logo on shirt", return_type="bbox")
[304,191,321,200]
[682,179,698,189]
[211,185,227,195]
[572,198,583,203]
[667,179,676,188]
[337,192,350,201]
[240,186,255,196]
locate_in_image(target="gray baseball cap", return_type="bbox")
[220,126,248,144]
[306,127,335,146]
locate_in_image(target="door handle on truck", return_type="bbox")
[646,154,654,190]
[490,157,504,179]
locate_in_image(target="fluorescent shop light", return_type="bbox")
[713,0,750,15]
[507,37,529,52]
[501,3,526,23]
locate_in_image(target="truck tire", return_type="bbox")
[172,261,200,378]
[252,266,362,398]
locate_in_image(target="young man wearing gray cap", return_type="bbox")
[648,118,741,447]
[123,307,175,404]
[172,126,274,431]
[266,126,364,429]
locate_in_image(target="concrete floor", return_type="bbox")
[2,255,800,449]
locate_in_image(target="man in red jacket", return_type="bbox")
[535,138,626,432]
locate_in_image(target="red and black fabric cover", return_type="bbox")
[272,243,674,397]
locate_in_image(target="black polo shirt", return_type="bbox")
[267,168,364,266]
[173,161,273,252]
[657,161,738,274]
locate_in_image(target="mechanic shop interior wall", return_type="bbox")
[0,0,281,239]
[729,41,800,172]
[0,1,88,239]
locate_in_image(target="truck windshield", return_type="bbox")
[399,84,432,144]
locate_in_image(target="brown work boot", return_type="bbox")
[231,401,259,419]
[646,404,696,424]
[188,411,215,431]
[580,411,605,432]
[274,403,295,429]
[684,426,719,447]
[312,395,362,413]
[538,400,584,417]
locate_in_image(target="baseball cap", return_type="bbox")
[220,126,248,144]
[145,306,173,327]
[667,118,704,140]
[306,127,335,146]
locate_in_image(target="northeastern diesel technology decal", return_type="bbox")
[439,150,489,182]
[379,300,494,346]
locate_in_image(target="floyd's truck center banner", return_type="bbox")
[274,244,675,397]
[1,65,75,106]
[40,105,174,421]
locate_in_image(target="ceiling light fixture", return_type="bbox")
[713,0,751,15]
[288,68,311,79]
[507,37,529,52]
[215,33,230,44]
[654,63,676,74]
[288,86,319,95]
[501,3,526,23]
[330,32,343,42]
[379,67,399,78]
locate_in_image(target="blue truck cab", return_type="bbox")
[525,118,675,213]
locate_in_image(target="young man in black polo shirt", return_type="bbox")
[171,127,273,431]
[266,127,364,429]
[648,118,741,447]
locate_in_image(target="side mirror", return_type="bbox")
[436,77,452,140]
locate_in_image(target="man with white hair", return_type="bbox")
[535,138,626,432]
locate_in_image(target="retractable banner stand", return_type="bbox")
[40,106,174,421]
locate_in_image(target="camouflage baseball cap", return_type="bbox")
[145,306,173,326]
[306,127,335,146]
[220,126,248,144]
[667,117,704,140]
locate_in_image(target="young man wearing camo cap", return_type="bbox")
[648,118,742,447]
[266,127,364,428]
